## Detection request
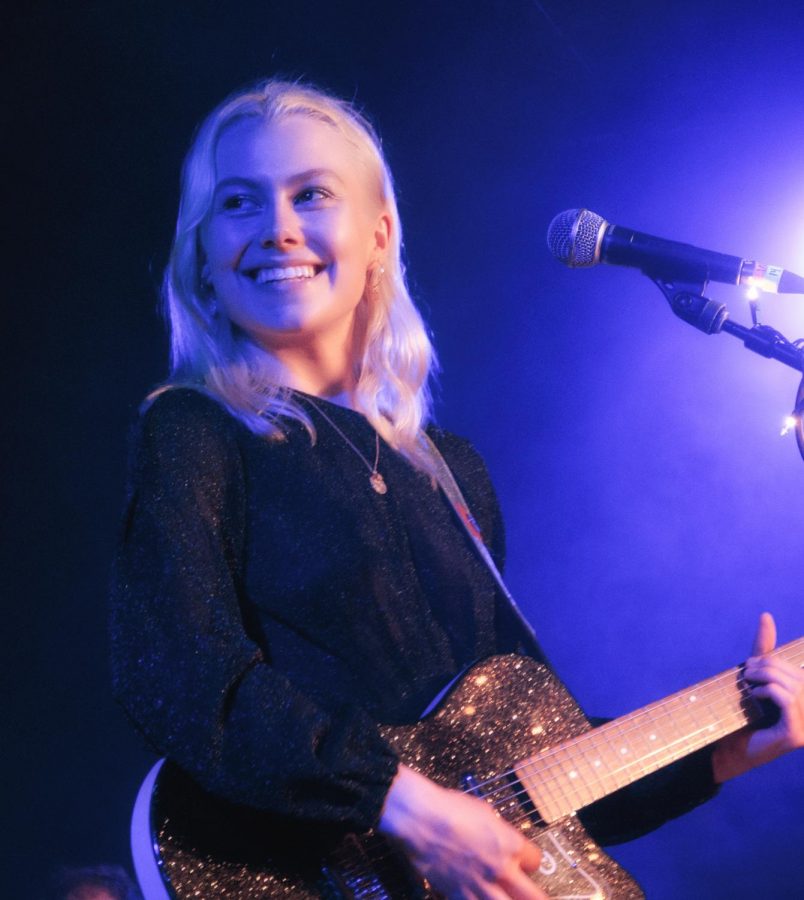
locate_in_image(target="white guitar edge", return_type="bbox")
[131,758,173,900]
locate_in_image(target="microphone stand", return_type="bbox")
[651,276,804,462]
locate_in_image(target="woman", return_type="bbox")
[111,80,803,899]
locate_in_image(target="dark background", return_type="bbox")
[7,1,804,897]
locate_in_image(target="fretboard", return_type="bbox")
[515,637,803,823]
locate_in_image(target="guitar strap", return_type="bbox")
[420,431,543,652]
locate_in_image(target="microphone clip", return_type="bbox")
[652,277,729,335]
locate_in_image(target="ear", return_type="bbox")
[372,210,391,254]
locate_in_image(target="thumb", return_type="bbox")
[519,837,542,873]
[752,611,777,657]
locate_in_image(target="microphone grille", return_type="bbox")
[547,208,607,267]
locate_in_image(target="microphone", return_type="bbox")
[547,208,804,294]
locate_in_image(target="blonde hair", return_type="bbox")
[159,79,437,471]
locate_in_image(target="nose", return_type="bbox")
[259,198,301,248]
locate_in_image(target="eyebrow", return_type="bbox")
[290,168,346,185]
[212,168,346,192]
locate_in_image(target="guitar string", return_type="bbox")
[375,641,799,830]
[506,639,804,806]
[461,640,801,801]
[328,642,802,888]
[475,674,757,810]
[466,666,754,803]
[450,639,801,820]
[479,675,753,802]
[496,704,753,819]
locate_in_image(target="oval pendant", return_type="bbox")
[370,472,388,494]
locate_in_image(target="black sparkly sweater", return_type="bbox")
[110,389,717,845]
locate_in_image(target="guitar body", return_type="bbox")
[137,655,644,899]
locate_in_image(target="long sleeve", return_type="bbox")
[110,390,398,831]
[111,388,719,849]
[578,724,719,846]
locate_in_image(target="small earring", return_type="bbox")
[199,264,213,293]
[368,263,386,294]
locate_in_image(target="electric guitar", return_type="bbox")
[131,638,803,899]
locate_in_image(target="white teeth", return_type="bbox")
[253,265,317,284]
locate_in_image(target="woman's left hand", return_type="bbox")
[712,612,804,783]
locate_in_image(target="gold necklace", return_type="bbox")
[300,395,388,495]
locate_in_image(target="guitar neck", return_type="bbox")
[516,638,803,824]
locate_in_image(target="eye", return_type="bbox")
[220,193,258,212]
[294,186,333,206]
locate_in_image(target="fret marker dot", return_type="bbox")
[649,734,657,741]
[620,747,629,755]
[689,695,697,703]
[569,770,578,779]
[593,760,601,767]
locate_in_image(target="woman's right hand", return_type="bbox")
[378,764,548,899]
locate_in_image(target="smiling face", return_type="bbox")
[200,114,389,369]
